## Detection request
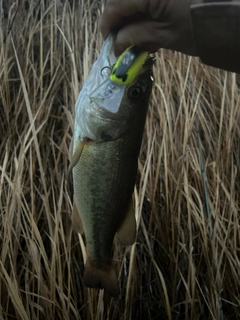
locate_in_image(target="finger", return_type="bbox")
[100,0,148,39]
[114,19,167,56]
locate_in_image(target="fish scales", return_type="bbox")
[73,113,147,267]
[70,34,154,297]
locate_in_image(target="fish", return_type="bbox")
[70,34,154,297]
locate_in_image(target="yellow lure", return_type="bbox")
[110,45,148,85]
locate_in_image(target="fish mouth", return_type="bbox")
[89,97,125,121]
[89,79,125,116]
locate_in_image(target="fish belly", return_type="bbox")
[73,129,140,267]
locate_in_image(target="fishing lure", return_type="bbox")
[89,45,148,114]
[110,45,148,85]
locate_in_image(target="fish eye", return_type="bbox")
[127,86,143,100]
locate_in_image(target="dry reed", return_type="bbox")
[0,1,240,319]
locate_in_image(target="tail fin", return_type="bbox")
[83,258,119,298]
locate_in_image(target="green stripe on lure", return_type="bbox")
[110,45,148,85]
[89,45,148,114]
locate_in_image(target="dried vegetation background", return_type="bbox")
[0,1,240,319]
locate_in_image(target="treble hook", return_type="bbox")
[100,66,112,78]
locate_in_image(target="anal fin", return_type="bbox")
[115,200,136,246]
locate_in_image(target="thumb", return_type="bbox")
[114,19,165,56]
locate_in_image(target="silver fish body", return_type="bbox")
[71,35,154,297]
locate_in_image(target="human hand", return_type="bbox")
[101,0,197,57]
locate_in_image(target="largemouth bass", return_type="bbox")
[70,35,154,297]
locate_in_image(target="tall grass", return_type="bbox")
[0,1,240,319]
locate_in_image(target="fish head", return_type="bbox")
[75,35,154,142]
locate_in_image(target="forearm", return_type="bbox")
[190,0,240,73]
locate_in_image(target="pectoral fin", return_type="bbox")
[71,201,84,234]
[68,138,87,175]
[115,200,136,246]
